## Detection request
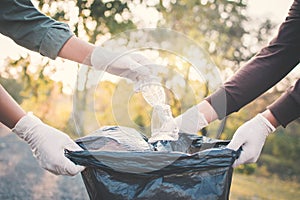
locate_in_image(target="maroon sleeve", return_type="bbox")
[267,79,300,127]
[206,0,300,126]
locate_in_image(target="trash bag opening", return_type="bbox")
[65,126,239,200]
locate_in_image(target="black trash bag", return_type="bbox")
[66,126,239,200]
[71,126,153,152]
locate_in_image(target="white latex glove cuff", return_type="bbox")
[259,114,276,133]
[91,46,119,70]
[13,113,42,140]
[175,105,208,134]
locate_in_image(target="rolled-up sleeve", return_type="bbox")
[0,0,74,59]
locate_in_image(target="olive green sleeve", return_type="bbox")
[0,0,74,59]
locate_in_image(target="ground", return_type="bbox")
[0,126,89,200]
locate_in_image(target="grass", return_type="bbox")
[230,173,300,200]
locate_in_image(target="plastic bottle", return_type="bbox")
[135,77,179,143]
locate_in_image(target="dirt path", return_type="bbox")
[0,126,89,200]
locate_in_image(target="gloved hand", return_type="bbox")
[91,46,153,81]
[175,105,208,134]
[227,114,276,167]
[12,113,85,176]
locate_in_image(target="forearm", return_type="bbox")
[198,86,298,128]
[0,85,26,129]
[195,99,280,128]
[267,79,300,127]
[58,36,95,65]
[206,1,300,119]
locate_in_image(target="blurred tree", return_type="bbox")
[73,0,136,135]
[157,0,274,68]
[0,54,73,131]
[35,0,137,135]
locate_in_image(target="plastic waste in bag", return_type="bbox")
[134,76,179,142]
[73,126,152,152]
[66,126,239,200]
[149,104,179,143]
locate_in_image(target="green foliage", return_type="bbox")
[157,0,274,69]
[235,163,257,175]
[0,54,70,130]
[0,77,24,104]
[259,128,300,180]
[1,55,57,103]
[76,0,135,42]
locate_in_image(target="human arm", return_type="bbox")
[211,1,300,166]
[0,0,76,60]
[267,79,300,127]
[177,0,300,133]
[0,0,153,80]
[194,78,300,129]
[0,85,85,175]
[176,99,283,167]
[205,0,300,122]
[0,85,26,129]
[58,36,95,65]
[0,0,93,65]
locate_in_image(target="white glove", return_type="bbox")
[91,46,152,81]
[227,114,276,167]
[12,114,85,176]
[175,105,208,134]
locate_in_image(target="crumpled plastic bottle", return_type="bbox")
[134,76,179,143]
